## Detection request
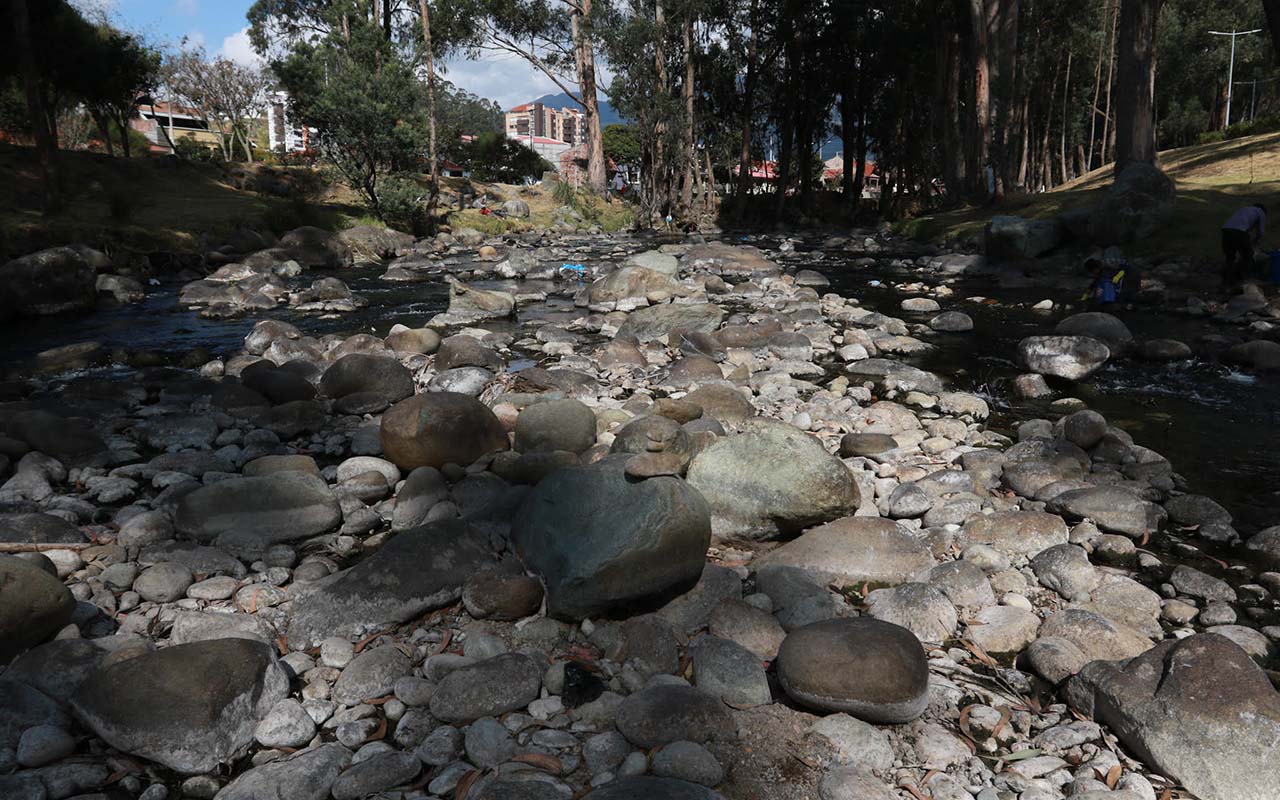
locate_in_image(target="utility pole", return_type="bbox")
[1209,29,1262,128]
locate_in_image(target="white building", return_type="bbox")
[266,91,313,154]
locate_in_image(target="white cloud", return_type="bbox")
[219,27,263,67]
[175,0,198,15]
[443,51,613,112]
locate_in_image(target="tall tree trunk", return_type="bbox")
[1086,2,1107,171]
[1041,53,1062,189]
[571,0,607,194]
[940,27,967,198]
[992,0,1019,194]
[92,112,115,158]
[840,85,856,198]
[853,108,868,201]
[703,146,715,212]
[967,0,992,198]
[1100,1,1119,166]
[773,3,798,216]
[1113,0,1165,175]
[654,0,670,217]
[733,0,759,218]
[1060,50,1072,184]
[418,0,440,218]
[1016,94,1030,187]
[14,0,60,211]
[680,12,696,214]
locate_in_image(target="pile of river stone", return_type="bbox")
[2,232,1279,800]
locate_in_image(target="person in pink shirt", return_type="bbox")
[1221,203,1267,288]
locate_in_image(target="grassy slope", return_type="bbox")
[0,146,633,258]
[897,131,1280,263]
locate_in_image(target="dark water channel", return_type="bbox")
[1,234,1276,540]
[771,240,1280,537]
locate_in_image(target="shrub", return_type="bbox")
[377,174,430,235]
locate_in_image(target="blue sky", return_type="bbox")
[86,0,571,109]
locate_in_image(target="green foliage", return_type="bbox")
[272,21,426,222]
[601,124,641,165]
[455,131,550,183]
[1198,114,1280,144]
[377,174,431,235]
[174,136,220,162]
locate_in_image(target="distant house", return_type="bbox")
[266,91,314,154]
[820,155,881,198]
[131,101,228,153]
[519,135,573,164]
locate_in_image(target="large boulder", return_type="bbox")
[1048,487,1167,537]
[624,251,680,277]
[287,520,493,648]
[511,456,711,620]
[71,639,288,774]
[683,243,781,277]
[0,555,75,665]
[1088,162,1176,246]
[280,226,354,268]
[1068,634,1280,800]
[174,473,341,555]
[5,409,107,465]
[985,215,1063,259]
[0,246,100,320]
[957,511,1070,557]
[589,266,681,305]
[1018,336,1111,380]
[1055,312,1133,350]
[514,399,597,454]
[616,303,725,344]
[431,277,515,326]
[685,420,859,540]
[380,392,508,471]
[319,354,414,403]
[754,517,935,589]
[338,224,413,261]
[776,618,929,723]
[215,743,352,800]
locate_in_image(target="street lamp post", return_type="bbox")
[1210,29,1262,129]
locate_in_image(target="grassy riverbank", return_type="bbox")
[898,131,1280,263]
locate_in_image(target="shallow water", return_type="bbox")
[773,240,1280,535]
[2,234,1276,536]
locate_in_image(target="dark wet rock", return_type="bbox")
[756,517,934,589]
[584,776,724,799]
[288,520,493,649]
[240,362,317,405]
[338,224,413,261]
[656,564,744,634]
[0,554,75,664]
[928,311,974,332]
[686,420,859,540]
[5,409,106,465]
[776,618,929,723]
[70,639,288,774]
[1048,487,1167,538]
[259,399,327,438]
[175,473,341,554]
[215,742,352,800]
[428,653,542,723]
[0,246,99,319]
[1018,336,1111,380]
[319,354,414,404]
[838,432,898,457]
[330,751,420,800]
[0,679,70,750]
[381,392,509,471]
[688,634,772,707]
[615,684,734,748]
[4,639,106,702]
[436,334,504,372]
[1055,312,1133,349]
[616,303,726,343]
[514,399,597,454]
[0,512,85,544]
[279,226,353,269]
[1068,634,1278,800]
[511,456,711,620]
[462,570,544,620]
